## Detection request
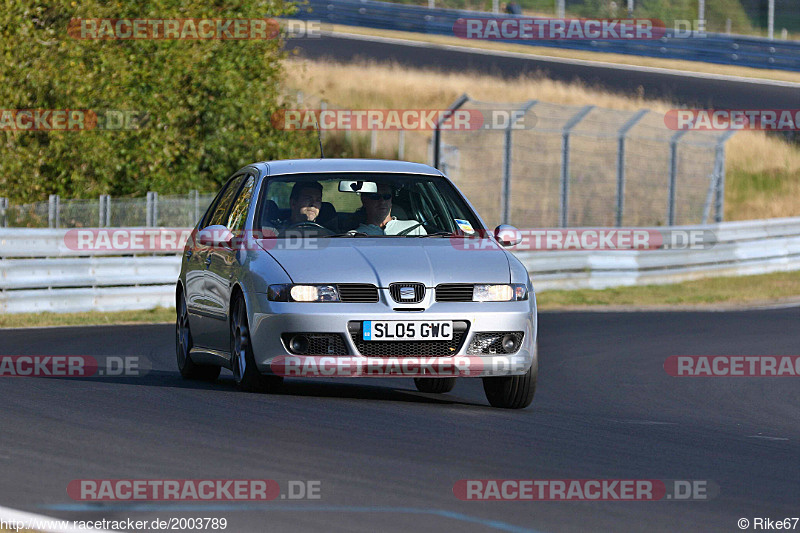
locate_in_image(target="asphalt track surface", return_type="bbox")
[286,33,800,109]
[1,308,799,532]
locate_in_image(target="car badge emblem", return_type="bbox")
[400,286,415,300]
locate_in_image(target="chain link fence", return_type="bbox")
[1,95,735,230]
[434,95,736,228]
[0,191,215,228]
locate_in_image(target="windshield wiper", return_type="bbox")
[411,231,457,238]
[325,232,372,237]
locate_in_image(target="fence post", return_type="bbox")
[153,192,159,227]
[146,192,152,227]
[667,129,689,226]
[146,192,157,227]
[501,100,537,225]
[48,194,60,228]
[615,109,648,227]
[434,93,469,170]
[0,198,8,228]
[560,105,594,228]
[192,190,200,225]
[397,130,405,160]
[98,194,111,227]
[713,130,736,223]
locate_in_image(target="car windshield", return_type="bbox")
[256,173,483,238]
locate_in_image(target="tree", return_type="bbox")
[0,0,316,202]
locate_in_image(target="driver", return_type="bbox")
[288,181,323,224]
[270,181,327,237]
[355,183,426,236]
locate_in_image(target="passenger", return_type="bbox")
[355,183,426,236]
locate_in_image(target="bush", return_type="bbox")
[0,0,317,203]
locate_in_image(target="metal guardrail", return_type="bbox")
[1,285,176,315]
[0,228,182,314]
[2,217,800,313]
[515,216,800,290]
[293,0,800,72]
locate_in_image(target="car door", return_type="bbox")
[191,174,246,348]
[203,173,255,351]
[185,188,227,343]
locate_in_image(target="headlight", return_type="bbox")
[268,284,340,302]
[473,284,528,302]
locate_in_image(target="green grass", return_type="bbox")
[536,271,800,309]
[0,307,175,329]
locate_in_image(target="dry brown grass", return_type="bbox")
[284,58,800,221]
[285,57,661,110]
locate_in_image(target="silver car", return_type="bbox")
[176,159,537,408]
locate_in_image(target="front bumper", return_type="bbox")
[246,294,537,377]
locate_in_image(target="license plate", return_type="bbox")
[362,321,453,341]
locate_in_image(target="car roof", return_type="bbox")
[251,158,445,177]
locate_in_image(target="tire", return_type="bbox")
[482,358,537,409]
[231,295,282,393]
[413,377,456,393]
[176,290,221,381]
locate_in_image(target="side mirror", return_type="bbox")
[197,225,235,249]
[494,224,522,247]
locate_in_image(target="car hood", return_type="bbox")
[258,238,510,286]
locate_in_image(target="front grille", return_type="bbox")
[281,333,349,355]
[348,321,469,356]
[466,332,524,355]
[435,284,474,302]
[389,282,425,304]
[337,284,379,303]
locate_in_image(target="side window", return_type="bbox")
[199,188,227,229]
[208,174,246,227]
[227,175,256,231]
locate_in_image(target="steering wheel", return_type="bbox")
[397,212,443,236]
[288,221,325,229]
[284,221,335,236]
